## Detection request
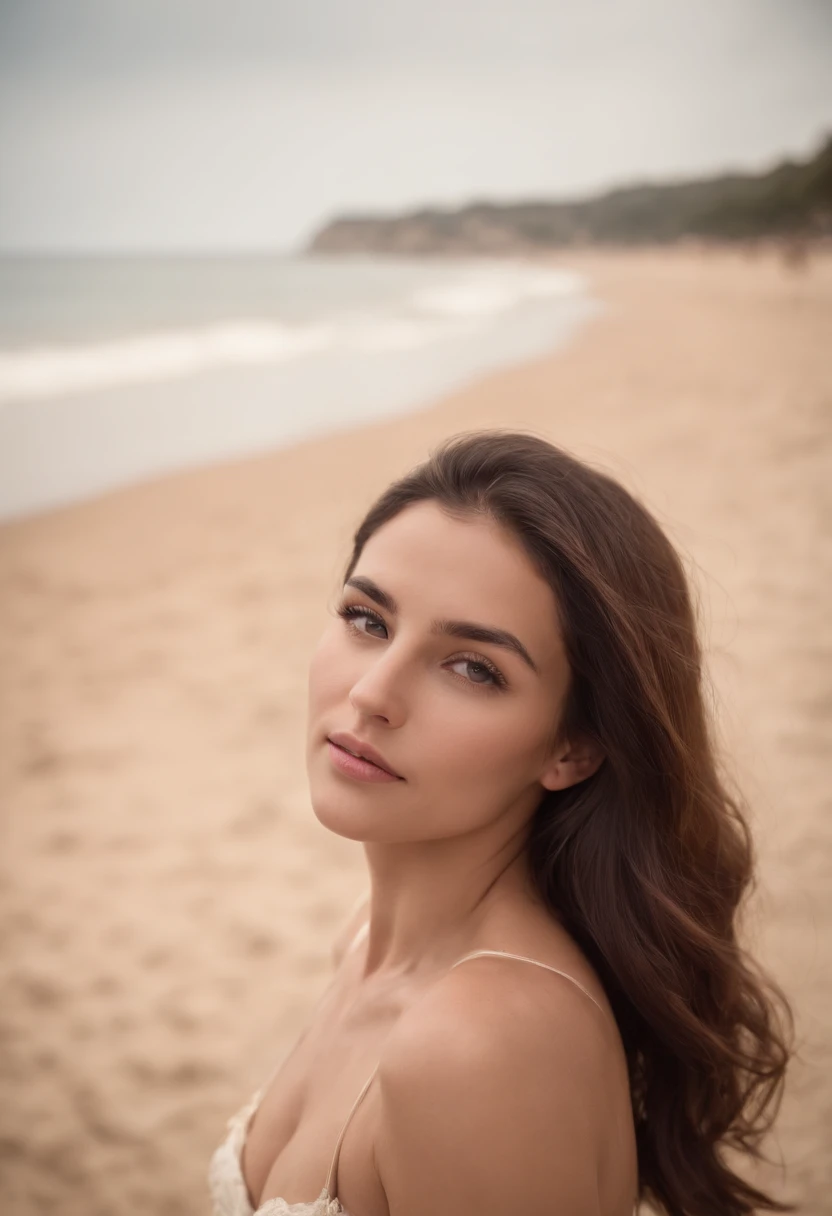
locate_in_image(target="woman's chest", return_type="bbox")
[243,978,410,1216]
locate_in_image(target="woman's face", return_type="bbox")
[306,500,574,843]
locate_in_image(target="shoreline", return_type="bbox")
[1,245,829,1213]
[0,255,593,523]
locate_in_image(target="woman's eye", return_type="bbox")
[448,658,504,688]
[337,604,387,637]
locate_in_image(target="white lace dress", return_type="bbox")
[208,1084,347,1216]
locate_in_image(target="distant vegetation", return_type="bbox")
[307,135,832,255]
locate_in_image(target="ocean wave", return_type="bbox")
[410,267,584,319]
[0,321,332,404]
[0,265,585,404]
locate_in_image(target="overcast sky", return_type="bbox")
[1,0,830,252]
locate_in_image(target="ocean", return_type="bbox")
[0,255,596,520]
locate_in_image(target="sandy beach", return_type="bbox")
[0,245,829,1214]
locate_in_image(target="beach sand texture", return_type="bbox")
[0,247,829,1215]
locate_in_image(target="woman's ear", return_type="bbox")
[540,732,604,791]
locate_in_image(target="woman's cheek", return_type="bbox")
[308,627,348,704]
[426,708,511,779]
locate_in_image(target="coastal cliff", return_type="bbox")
[307,136,832,255]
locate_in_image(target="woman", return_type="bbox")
[209,430,792,1216]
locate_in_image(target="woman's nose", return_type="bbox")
[348,649,410,724]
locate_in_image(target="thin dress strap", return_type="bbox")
[322,940,609,1200]
[324,916,373,1197]
[324,1061,381,1197]
[449,949,609,1020]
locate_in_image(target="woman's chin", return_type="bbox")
[308,787,369,836]
[308,789,408,843]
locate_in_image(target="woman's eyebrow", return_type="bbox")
[343,575,540,674]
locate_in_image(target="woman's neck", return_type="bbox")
[358,837,539,980]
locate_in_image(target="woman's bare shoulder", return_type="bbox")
[373,949,628,1216]
[374,913,619,1126]
[458,900,617,1029]
[368,906,638,1212]
[387,926,620,1078]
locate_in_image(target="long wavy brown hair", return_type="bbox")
[340,429,793,1216]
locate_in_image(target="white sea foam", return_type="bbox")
[0,321,332,404]
[0,257,595,518]
[0,263,585,405]
[411,267,584,319]
[336,314,455,352]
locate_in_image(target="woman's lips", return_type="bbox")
[327,739,404,783]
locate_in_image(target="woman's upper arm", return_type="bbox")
[373,974,609,1216]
